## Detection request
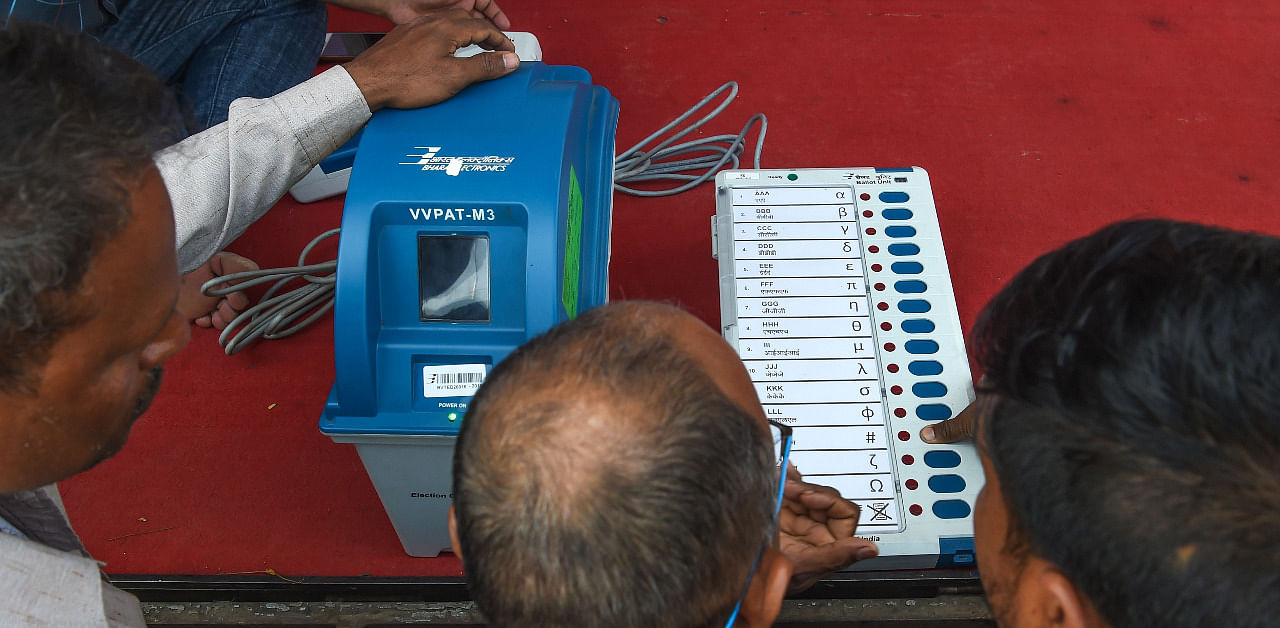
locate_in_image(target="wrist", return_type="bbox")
[342,60,389,111]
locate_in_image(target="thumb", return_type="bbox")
[801,536,879,577]
[814,537,879,570]
[848,536,879,560]
[213,252,259,277]
[921,401,979,444]
[921,415,973,444]
[459,51,519,83]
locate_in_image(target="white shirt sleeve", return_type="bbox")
[0,532,146,627]
[155,66,372,273]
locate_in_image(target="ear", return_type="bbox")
[1022,559,1099,628]
[739,547,793,627]
[448,503,464,560]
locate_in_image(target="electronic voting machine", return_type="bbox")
[712,167,981,569]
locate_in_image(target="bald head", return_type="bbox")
[452,302,776,628]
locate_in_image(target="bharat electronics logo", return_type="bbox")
[399,145,515,176]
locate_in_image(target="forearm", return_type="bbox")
[155,66,371,273]
[324,0,392,19]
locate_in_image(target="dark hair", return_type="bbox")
[0,21,181,390]
[453,301,776,627]
[974,219,1280,627]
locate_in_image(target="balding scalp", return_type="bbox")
[453,302,775,628]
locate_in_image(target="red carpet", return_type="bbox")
[59,0,1280,577]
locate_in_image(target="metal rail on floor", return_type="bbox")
[114,569,983,603]
[118,571,993,626]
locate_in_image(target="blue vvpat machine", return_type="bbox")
[319,62,619,556]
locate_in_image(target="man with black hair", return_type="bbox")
[0,15,518,624]
[451,301,880,627]
[922,219,1280,627]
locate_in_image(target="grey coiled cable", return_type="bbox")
[613,81,767,196]
[201,228,338,355]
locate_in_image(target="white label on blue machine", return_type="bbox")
[422,364,488,398]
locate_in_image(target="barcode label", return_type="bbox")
[433,372,484,384]
[422,363,488,398]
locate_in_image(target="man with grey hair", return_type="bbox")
[0,14,518,623]
[451,301,880,627]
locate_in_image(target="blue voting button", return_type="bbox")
[908,360,943,375]
[900,319,936,334]
[898,299,931,313]
[924,450,962,468]
[933,500,972,519]
[928,475,967,493]
[912,382,948,398]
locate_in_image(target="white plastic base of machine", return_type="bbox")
[325,433,457,557]
[290,164,352,203]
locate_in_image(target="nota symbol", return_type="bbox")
[868,502,891,521]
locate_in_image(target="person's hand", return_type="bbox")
[330,0,510,28]
[343,9,518,111]
[178,252,259,330]
[387,1,510,28]
[920,399,979,444]
[778,465,879,593]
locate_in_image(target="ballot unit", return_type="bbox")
[712,167,981,569]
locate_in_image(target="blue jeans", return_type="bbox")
[96,0,327,130]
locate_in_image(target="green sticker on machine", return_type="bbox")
[562,166,583,319]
